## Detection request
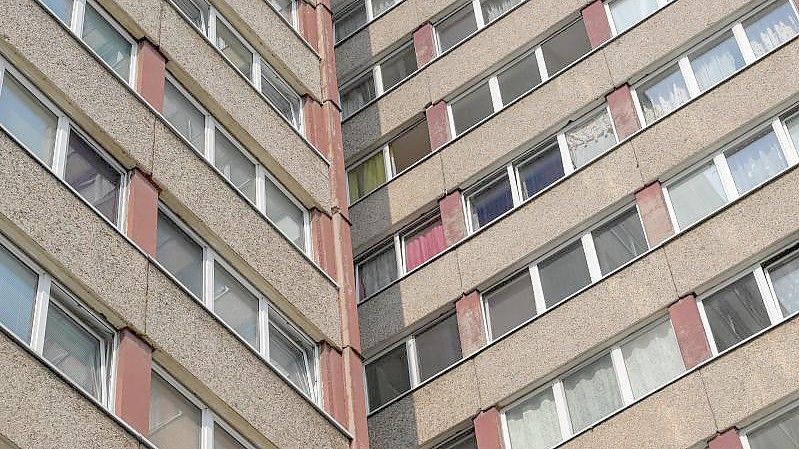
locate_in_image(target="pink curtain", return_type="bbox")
[405,219,446,271]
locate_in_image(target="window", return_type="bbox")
[725,130,787,195]
[636,66,690,124]
[436,5,479,53]
[541,20,591,75]
[341,73,376,119]
[0,241,113,404]
[269,309,316,393]
[743,0,799,58]
[497,53,542,105]
[688,31,745,93]
[402,217,446,271]
[214,129,257,202]
[516,142,564,200]
[264,174,308,249]
[538,241,592,308]
[334,1,367,42]
[261,66,302,129]
[371,0,399,17]
[365,313,462,411]
[744,403,799,449]
[480,0,523,24]
[564,108,618,169]
[484,270,536,339]
[164,79,206,152]
[172,0,210,30]
[466,175,514,231]
[438,432,478,449]
[0,65,125,226]
[213,262,259,349]
[380,45,418,91]
[268,0,296,26]
[503,318,685,449]
[450,82,494,135]
[348,151,386,203]
[666,162,728,230]
[389,120,431,173]
[606,0,662,34]
[156,211,204,298]
[357,244,397,300]
[591,207,648,275]
[701,273,771,353]
[766,252,799,316]
[215,19,254,79]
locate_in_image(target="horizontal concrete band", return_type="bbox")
[0,0,344,346]
[346,0,767,252]
[355,1,799,354]
[0,130,350,449]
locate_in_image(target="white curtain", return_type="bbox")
[566,110,617,168]
[640,68,691,123]
[593,208,648,275]
[506,389,562,449]
[0,245,37,341]
[609,0,658,33]
[342,76,376,118]
[82,4,132,80]
[747,2,799,58]
[621,320,685,399]
[481,0,522,23]
[726,132,787,195]
[269,321,311,394]
[563,355,623,433]
[692,35,744,92]
[769,255,799,316]
[669,163,728,229]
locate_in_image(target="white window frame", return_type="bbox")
[0,59,129,230]
[267,0,299,30]
[740,400,799,449]
[262,169,313,254]
[604,0,672,36]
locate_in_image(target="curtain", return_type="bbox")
[769,255,799,316]
[609,0,658,33]
[215,130,257,202]
[64,131,121,223]
[349,151,386,202]
[365,345,410,409]
[669,163,728,229]
[481,0,522,24]
[518,144,564,199]
[0,73,58,165]
[691,35,745,92]
[640,68,691,123]
[404,219,446,271]
[149,373,202,449]
[746,2,799,58]
[567,110,616,169]
[726,131,787,195]
[703,273,771,352]
[563,355,623,433]
[505,388,563,449]
[342,76,376,117]
[0,245,38,342]
[471,178,514,229]
[621,320,685,399]
[747,407,799,449]
[593,208,648,275]
[538,241,591,307]
[82,4,132,80]
[214,263,259,349]
[358,246,398,299]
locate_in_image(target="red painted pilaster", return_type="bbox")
[606,84,641,141]
[635,181,675,247]
[413,23,436,67]
[708,429,744,449]
[136,40,166,112]
[312,209,339,279]
[456,291,486,357]
[299,1,320,52]
[426,101,451,150]
[669,295,712,369]
[115,329,153,435]
[316,4,341,108]
[321,342,349,426]
[127,169,159,257]
[474,408,504,449]
[582,1,613,48]
[344,347,369,449]
[303,96,327,151]
[439,190,467,246]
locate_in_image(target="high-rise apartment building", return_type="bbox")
[3,0,799,448]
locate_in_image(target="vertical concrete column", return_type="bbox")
[426,101,451,150]
[582,1,613,48]
[303,97,327,153]
[136,40,166,112]
[669,294,712,369]
[474,408,505,449]
[320,343,349,425]
[708,429,744,449]
[456,291,487,356]
[606,85,641,141]
[635,181,675,247]
[413,23,437,67]
[114,329,153,435]
[439,190,467,246]
[311,209,339,278]
[127,169,160,257]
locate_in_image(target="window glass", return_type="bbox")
[261,68,300,127]
[357,245,398,300]
[265,175,306,249]
[334,2,367,42]
[64,130,121,224]
[172,0,210,31]
[0,73,58,165]
[156,213,204,298]
[213,262,259,349]
[365,344,410,410]
[403,218,446,271]
[149,373,202,449]
[372,0,399,17]
[743,1,799,59]
[485,271,536,339]
[215,20,253,79]
[725,131,787,195]
[341,73,376,118]
[563,355,623,433]
[451,82,494,135]
[390,120,431,174]
[786,113,799,150]
[608,0,659,34]
[703,273,770,352]
[480,0,522,24]
[269,0,295,24]
[592,208,648,275]
[497,52,541,106]
[163,80,206,152]
[436,5,478,53]
[747,405,799,449]
[538,240,591,307]
[42,295,103,399]
[689,32,745,92]
[0,245,37,342]
[348,151,386,202]
[566,108,618,168]
[82,4,132,81]
[381,45,418,91]
[667,162,728,230]
[541,20,591,75]
[517,142,564,200]
[415,314,462,381]
[41,0,74,23]
[214,130,257,202]
[214,425,247,449]
[468,176,514,230]
[621,320,684,399]
[269,310,313,395]
[505,388,562,449]
[440,433,478,449]
[768,253,799,316]
[637,66,690,124]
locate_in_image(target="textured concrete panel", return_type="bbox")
[0,333,140,449]
[633,36,799,184]
[700,316,799,431]
[349,152,445,253]
[151,121,342,346]
[0,132,149,331]
[367,361,481,449]
[158,3,332,210]
[665,166,799,297]
[144,263,350,449]
[560,373,717,449]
